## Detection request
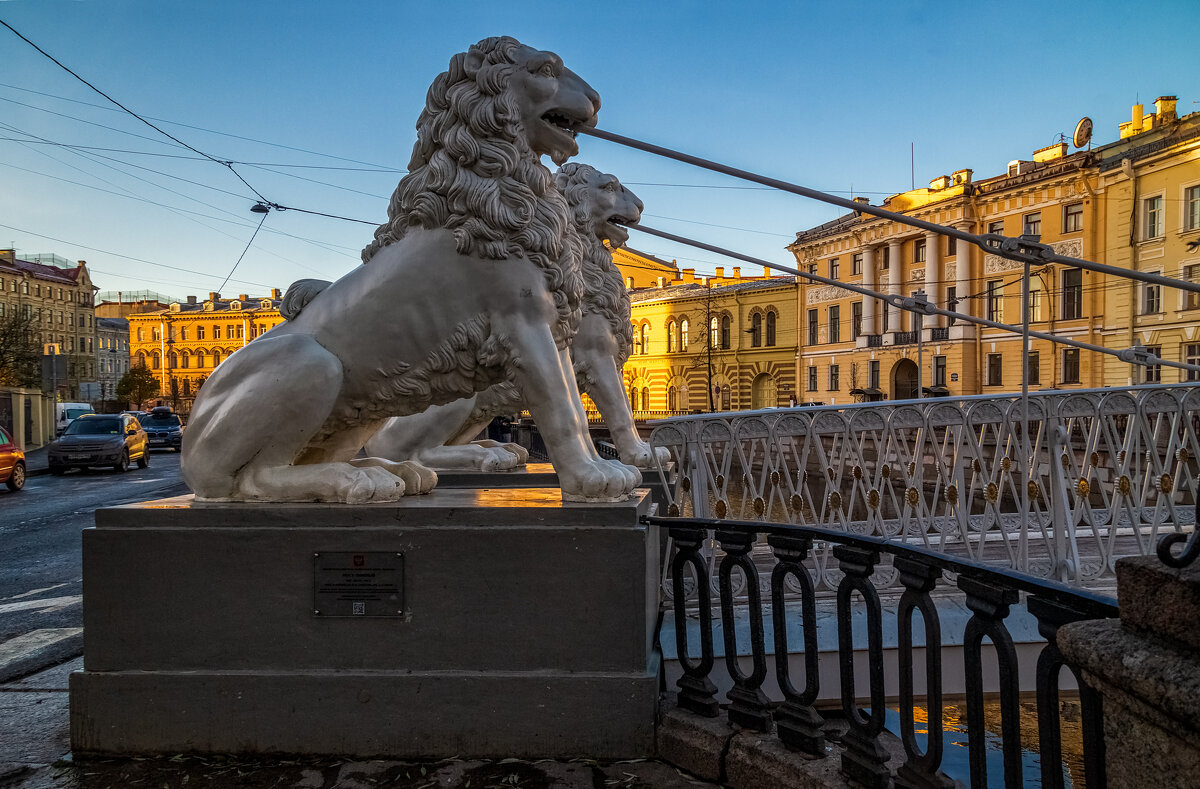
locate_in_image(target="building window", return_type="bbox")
[868,360,880,389]
[195,351,206,368]
[680,318,689,350]
[1062,268,1083,319]
[136,327,144,341]
[913,238,926,263]
[1144,346,1162,383]
[1186,266,1200,310]
[667,320,676,353]
[179,352,189,369]
[1143,278,1162,315]
[947,235,957,256]
[852,253,863,275]
[642,386,650,410]
[765,312,775,346]
[179,327,188,341]
[882,302,890,332]
[151,351,160,369]
[986,353,1003,386]
[152,327,161,341]
[668,386,678,411]
[1023,212,1041,237]
[640,323,650,354]
[236,324,245,339]
[749,314,762,347]
[629,388,638,411]
[881,246,889,270]
[1186,344,1200,382]
[988,220,1004,235]
[986,280,1004,322]
[829,305,840,343]
[212,350,221,366]
[710,317,719,349]
[947,286,957,326]
[807,261,817,276]
[1062,349,1080,384]
[1028,351,1040,385]
[196,326,206,340]
[828,364,839,391]
[807,309,818,345]
[1063,202,1083,233]
[1144,196,1164,239]
[934,355,947,387]
[829,258,839,278]
[807,365,817,392]
[720,315,730,349]
[1186,186,1200,231]
[1029,286,1044,322]
[851,302,863,339]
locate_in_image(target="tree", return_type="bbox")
[116,364,160,409]
[0,311,42,388]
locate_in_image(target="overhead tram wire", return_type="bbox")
[577,126,1200,299]
[629,222,1200,375]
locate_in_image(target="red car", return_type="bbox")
[0,425,26,492]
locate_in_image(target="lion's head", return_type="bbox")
[554,163,642,367]
[362,37,600,265]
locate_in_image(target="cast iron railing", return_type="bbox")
[648,383,1200,589]
[893,331,919,345]
[867,334,884,348]
[931,327,950,341]
[654,514,1116,789]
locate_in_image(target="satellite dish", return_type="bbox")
[1073,117,1094,149]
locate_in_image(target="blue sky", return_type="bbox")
[0,0,1196,300]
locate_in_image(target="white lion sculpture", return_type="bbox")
[181,37,640,504]
[363,163,672,471]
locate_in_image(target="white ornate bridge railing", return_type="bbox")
[647,383,1200,593]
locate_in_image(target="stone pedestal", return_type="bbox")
[1058,556,1200,787]
[436,463,673,512]
[70,489,660,759]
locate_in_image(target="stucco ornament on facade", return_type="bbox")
[985,239,1083,274]
[182,37,641,504]
[365,164,670,470]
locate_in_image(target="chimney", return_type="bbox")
[929,175,951,190]
[732,266,741,279]
[763,266,771,277]
[238,293,249,301]
[952,169,973,185]
[77,260,86,267]
[625,276,634,289]
[1033,143,1067,163]
[0,249,13,264]
[270,287,281,299]
[854,196,870,205]
[1132,103,1144,133]
[1155,95,1178,123]
[187,295,197,304]
[683,267,696,279]
[208,292,220,301]
[715,267,725,278]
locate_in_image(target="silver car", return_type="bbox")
[48,414,150,474]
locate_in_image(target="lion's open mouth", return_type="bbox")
[605,214,635,246]
[542,111,581,138]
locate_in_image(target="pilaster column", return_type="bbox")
[926,231,942,328]
[955,226,972,319]
[861,244,877,335]
[887,239,904,332]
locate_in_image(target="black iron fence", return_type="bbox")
[652,514,1118,789]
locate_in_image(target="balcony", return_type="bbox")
[865,334,883,347]
[931,326,950,341]
[892,330,919,345]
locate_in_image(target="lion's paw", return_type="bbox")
[389,460,438,495]
[619,440,673,470]
[478,445,525,472]
[344,466,406,504]
[498,441,530,465]
[561,458,641,501]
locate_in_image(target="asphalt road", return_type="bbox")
[0,450,189,665]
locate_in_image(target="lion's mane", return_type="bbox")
[362,36,583,341]
[555,163,634,367]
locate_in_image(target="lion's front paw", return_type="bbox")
[389,460,438,495]
[344,466,406,504]
[619,440,673,470]
[560,458,641,501]
[478,445,525,472]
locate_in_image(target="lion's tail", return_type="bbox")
[279,278,333,320]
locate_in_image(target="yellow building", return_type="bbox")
[788,139,1104,401]
[127,290,283,412]
[1097,97,1200,384]
[626,268,799,415]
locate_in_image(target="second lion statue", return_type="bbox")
[363,163,672,472]
[181,36,640,504]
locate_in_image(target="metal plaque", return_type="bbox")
[313,551,404,617]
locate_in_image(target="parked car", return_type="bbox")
[48,414,149,474]
[138,406,184,451]
[55,402,95,436]
[0,426,25,491]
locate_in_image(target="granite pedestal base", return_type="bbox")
[70,489,660,759]
[435,463,673,512]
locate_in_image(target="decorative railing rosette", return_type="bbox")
[648,384,1200,592]
[656,515,1117,789]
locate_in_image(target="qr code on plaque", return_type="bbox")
[352,601,365,616]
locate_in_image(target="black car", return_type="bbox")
[48,414,149,474]
[138,407,184,451]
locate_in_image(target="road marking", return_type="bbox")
[2,583,69,601]
[0,595,82,615]
[0,628,82,664]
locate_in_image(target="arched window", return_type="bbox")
[668,386,678,411]
[667,320,676,353]
[710,317,719,348]
[168,352,178,369]
[212,350,222,366]
[135,351,147,368]
[151,351,160,369]
[194,351,205,368]
[642,386,651,410]
[680,319,689,351]
[766,311,777,346]
[720,315,731,349]
[179,351,190,369]
[630,387,638,411]
[750,313,763,347]
[639,323,650,355]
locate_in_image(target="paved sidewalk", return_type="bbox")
[0,659,715,789]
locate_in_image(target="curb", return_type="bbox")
[0,631,84,685]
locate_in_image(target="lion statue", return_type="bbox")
[181,36,640,504]
[362,163,672,471]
